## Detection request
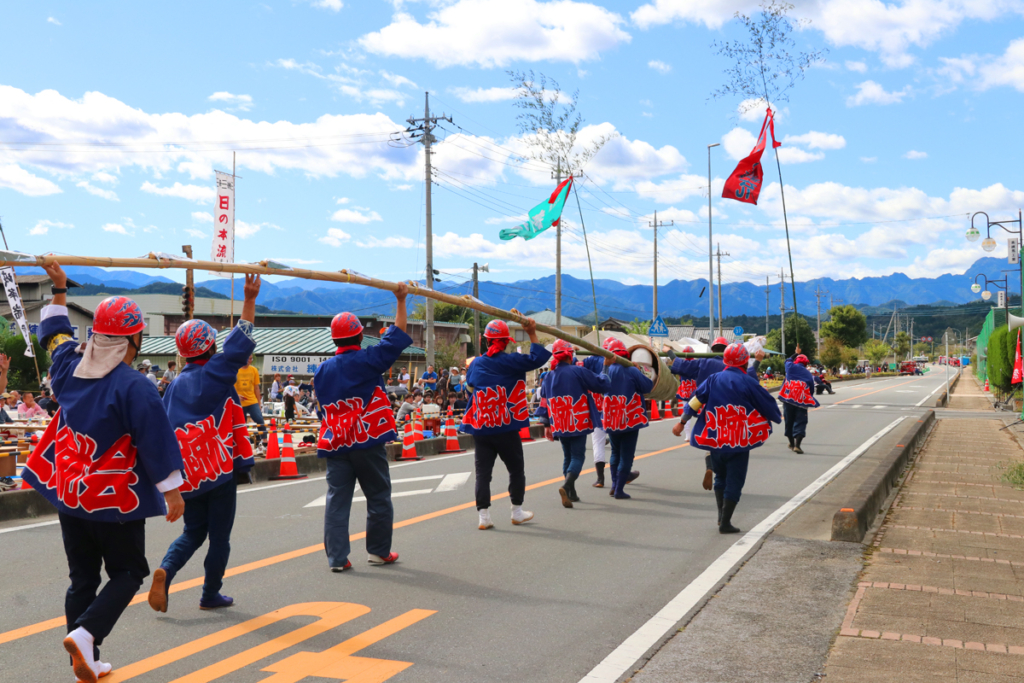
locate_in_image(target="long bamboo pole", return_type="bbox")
[0,252,721,366]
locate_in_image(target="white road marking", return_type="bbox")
[0,519,59,535]
[435,471,472,492]
[894,390,916,393]
[917,370,958,407]
[578,416,909,683]
[852,405,862,409]
[873,405,886,409]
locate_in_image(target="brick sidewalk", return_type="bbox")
[948,367,992,411]
[821,417,1024,682]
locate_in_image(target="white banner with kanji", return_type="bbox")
[210,171,235,275]
[1,268,34,357]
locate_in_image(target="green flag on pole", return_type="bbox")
[499,177,573,241]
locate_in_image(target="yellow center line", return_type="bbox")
[0,441,689,646]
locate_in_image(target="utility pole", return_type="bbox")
[472,262,488,355]
[765,276,770,336]
[707,143,719,348]
[406,92,451,367]
[780,269,787,357]
[814,287,825,357]
[650,211,673,319]
[551,162,569,326]
[715,243,729,339]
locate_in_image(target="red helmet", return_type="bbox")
[484,320,511,339]
[175,319,216,358]
[552,339,574,355]
[93,296,145,336]
[794,354,810,365]
[681,345,694,353]
[602,337,628,356]
[722,342,750,368]
[710,336,729,352]
[330,312,363,339]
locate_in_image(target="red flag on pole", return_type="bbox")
[1012,329,1022,384]
[721,107,781,205]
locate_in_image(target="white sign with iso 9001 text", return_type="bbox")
[263,355,332,376]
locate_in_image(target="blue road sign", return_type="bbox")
[733,326,744,336]
[649,315,670,337]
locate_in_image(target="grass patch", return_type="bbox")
[1001,461,1024,489]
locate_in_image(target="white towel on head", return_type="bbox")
[72,334,129,379]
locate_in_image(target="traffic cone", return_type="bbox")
[396,422,423,461]
[414,408,424,442]
[519,424,535,442]
[984,379,990,392]
[269,425,307,480]
[442,417,465,454]
[650,399,662,421]
[447,403,454,418]
[266,419,280,460]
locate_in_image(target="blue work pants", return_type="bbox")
[160,478,237,602]
[608,430,640,482]
[709,449,750,503]
[783,403,809,439]
[560,435,588,477]
[324,444,393,567]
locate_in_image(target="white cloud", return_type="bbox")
[47,16,61,25]
[485,214,528,225]
[185,228,207,238]
[29,219,72,236]
[938,37,1024,92]
[191,211,213,223]
[635,174,714,204]
[319,228,352,247]
[724,128,822,165]
[331,208,382,223]
[380,71,418,89]
[274,58,409,106]
[359,0,632,68]
[208,91,253,112]
[277,258,324,264]
[861,156,877,163]
[91,171,118,184]
[647,59,671,74]
[449,86,522,103]
[356,236,416,248]
[846,80,910,106]
[904,150,928,159]
[141,181,216,203]
[235,220,275,238]
[783,131,846,150]
[0,162,61,196]
[102,223,130,235]
[312,0,343,10]
[631,0,1024,69]
[0,85,418,185]
[76,181,119,201]
[336,197,351,204]
[845,60,868,73]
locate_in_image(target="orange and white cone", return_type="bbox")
[442,417,465,454]
[984,379,990,392]
[650,399,662,421]
[266,419,280,460]
[396,422,423,461]
[519,424,535,442]
[269,424,307,480]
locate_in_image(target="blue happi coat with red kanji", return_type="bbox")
[688,366,782,454]
[314,326,412,456]
[536,362,610,438]
[671,357,725,401]
[601,363,654,434]
[162,321,256,499]
[779,359,819,408]
[582,355,606,430]
[23,307,184,522]
[460,343,551,436]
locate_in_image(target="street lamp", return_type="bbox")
[982,290,992,300]
[969,210,1023,315]
[966,225,981,242]
[972,272,1009,318]
[971,283,982,293]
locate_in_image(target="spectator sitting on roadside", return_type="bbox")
[4,391,20,420]
[18,391,47,418]
[270,373,283,400]
[452,390,469,415]
[396,393,422,423]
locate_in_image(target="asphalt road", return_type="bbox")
[0,370,951,683]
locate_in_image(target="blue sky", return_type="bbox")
[2,0,1023,294]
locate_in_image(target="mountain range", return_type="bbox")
[25,257,1019,320]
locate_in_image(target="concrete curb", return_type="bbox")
[830,409,936,543]
[934,370,962,408]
